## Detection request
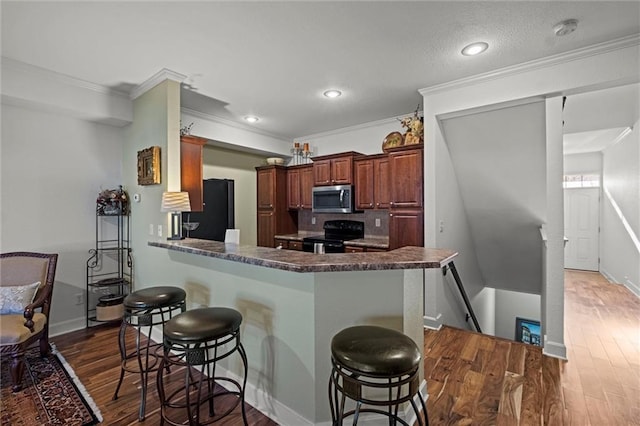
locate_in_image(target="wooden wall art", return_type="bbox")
[137,146,161,185]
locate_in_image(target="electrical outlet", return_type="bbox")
[375,218,381,227]
[312,217,316,225]
[149,224,154,236]
[157,225,162,237]
[439,220,445,233]
[75,293,83,306]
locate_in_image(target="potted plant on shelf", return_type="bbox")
[96,186,129,215]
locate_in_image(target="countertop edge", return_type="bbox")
[149,240,457,273]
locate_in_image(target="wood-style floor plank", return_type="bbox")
[43,269,637,425]
[426,269,639,426]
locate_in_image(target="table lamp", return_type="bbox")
[161,191,191,240]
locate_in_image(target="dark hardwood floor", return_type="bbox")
[424,269,640,425]
[51,269,639,425]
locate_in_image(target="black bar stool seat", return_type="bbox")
[157,307,248,426]
[329,325,429,426]
[113,286,187,421]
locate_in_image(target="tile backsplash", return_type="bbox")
[298,210,389,237]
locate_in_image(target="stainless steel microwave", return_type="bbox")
[312,185,354,213]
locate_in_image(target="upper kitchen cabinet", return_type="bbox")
[256,165,297,247]
[180,135,208,211]
[388,146,423,208]
[354,154,390,210]
[312,152,362,186]
[287,164,314,210]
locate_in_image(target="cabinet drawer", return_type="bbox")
[288,240,303,251]
[344,245,365,253]
[274,238,289,249]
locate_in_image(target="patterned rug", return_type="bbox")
[1,344,102,425]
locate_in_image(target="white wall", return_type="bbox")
[563,152,602,175]
[298,116,408,157]
[494,289,541,341]
[202,145,267,246]
[0,103,125,334]
[601,121,640,295]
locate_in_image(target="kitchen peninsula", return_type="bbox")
[149,238,457,425]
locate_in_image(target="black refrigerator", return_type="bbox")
[182,178,235,241]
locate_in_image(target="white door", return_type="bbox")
[564,188,600,271]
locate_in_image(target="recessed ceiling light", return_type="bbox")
[244,116,259,123]
[461,42,489,56]
[323,90,342,98]
[554,19,578,37]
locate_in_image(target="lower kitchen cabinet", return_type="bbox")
[389,209,423,250]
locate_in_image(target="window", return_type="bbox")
[563,174,600,188]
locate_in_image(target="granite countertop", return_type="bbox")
[274,233,389,249]
[149,238,457,273]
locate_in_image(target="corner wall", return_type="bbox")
[0,104,125,334]
[601,121,640,295]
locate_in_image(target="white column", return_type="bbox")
[543,96,567,359]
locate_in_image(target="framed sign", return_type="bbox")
[137,146,161,185]
[515,317,541,346]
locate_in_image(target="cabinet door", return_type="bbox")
[300,166,314,209]
[389,209,423,249]
[257,168,275,209]
[287,169,301,210]
[389,149,423,208]
[313,160,332,186]
[354,159,374,209]
[374,157,391,209]
[257,210,275,247]
[331,157,353,185]
[180,135,207,212]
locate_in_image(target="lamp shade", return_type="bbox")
[161,191,191,212]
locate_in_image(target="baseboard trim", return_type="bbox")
[543,337,567,360]
[423,314,442,330]
[49,317,86,337]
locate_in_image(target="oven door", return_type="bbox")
[302,239,345,253]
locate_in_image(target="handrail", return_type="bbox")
[443,261,482,334]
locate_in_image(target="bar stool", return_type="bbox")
[113,286,187,421]
[328,325,429,426]
[157,307,248,426]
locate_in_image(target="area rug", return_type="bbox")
[0,344,102,425]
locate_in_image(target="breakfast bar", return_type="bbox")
[149,238,457,425]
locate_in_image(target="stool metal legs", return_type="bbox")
[157,330,248,426]
[328,357,429,426]
[113,300,185,421]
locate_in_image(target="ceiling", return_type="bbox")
[1,1,639,146]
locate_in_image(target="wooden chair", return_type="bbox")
[0,252,58,391]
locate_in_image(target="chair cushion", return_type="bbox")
[0,313,47,345]
[331,325,421,376]
[164,307,242,343]
[124,286,186,309]
[0,282,40,314]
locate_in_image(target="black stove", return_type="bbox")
[302,220,364,253]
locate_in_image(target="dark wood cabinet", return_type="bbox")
[287,164,314,210]
[389,146,423,209]
[180,135,208,212]
[354,154,390,210]
[389,209,424,249]
[388,146,424,249]
[256,166,297,247]
[312,152,361,186]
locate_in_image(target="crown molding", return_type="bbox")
[130,68,187,100]
[1,56,129,98]
[296,110,422,141]
[181,107,290,142]
[419,34,640,97]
